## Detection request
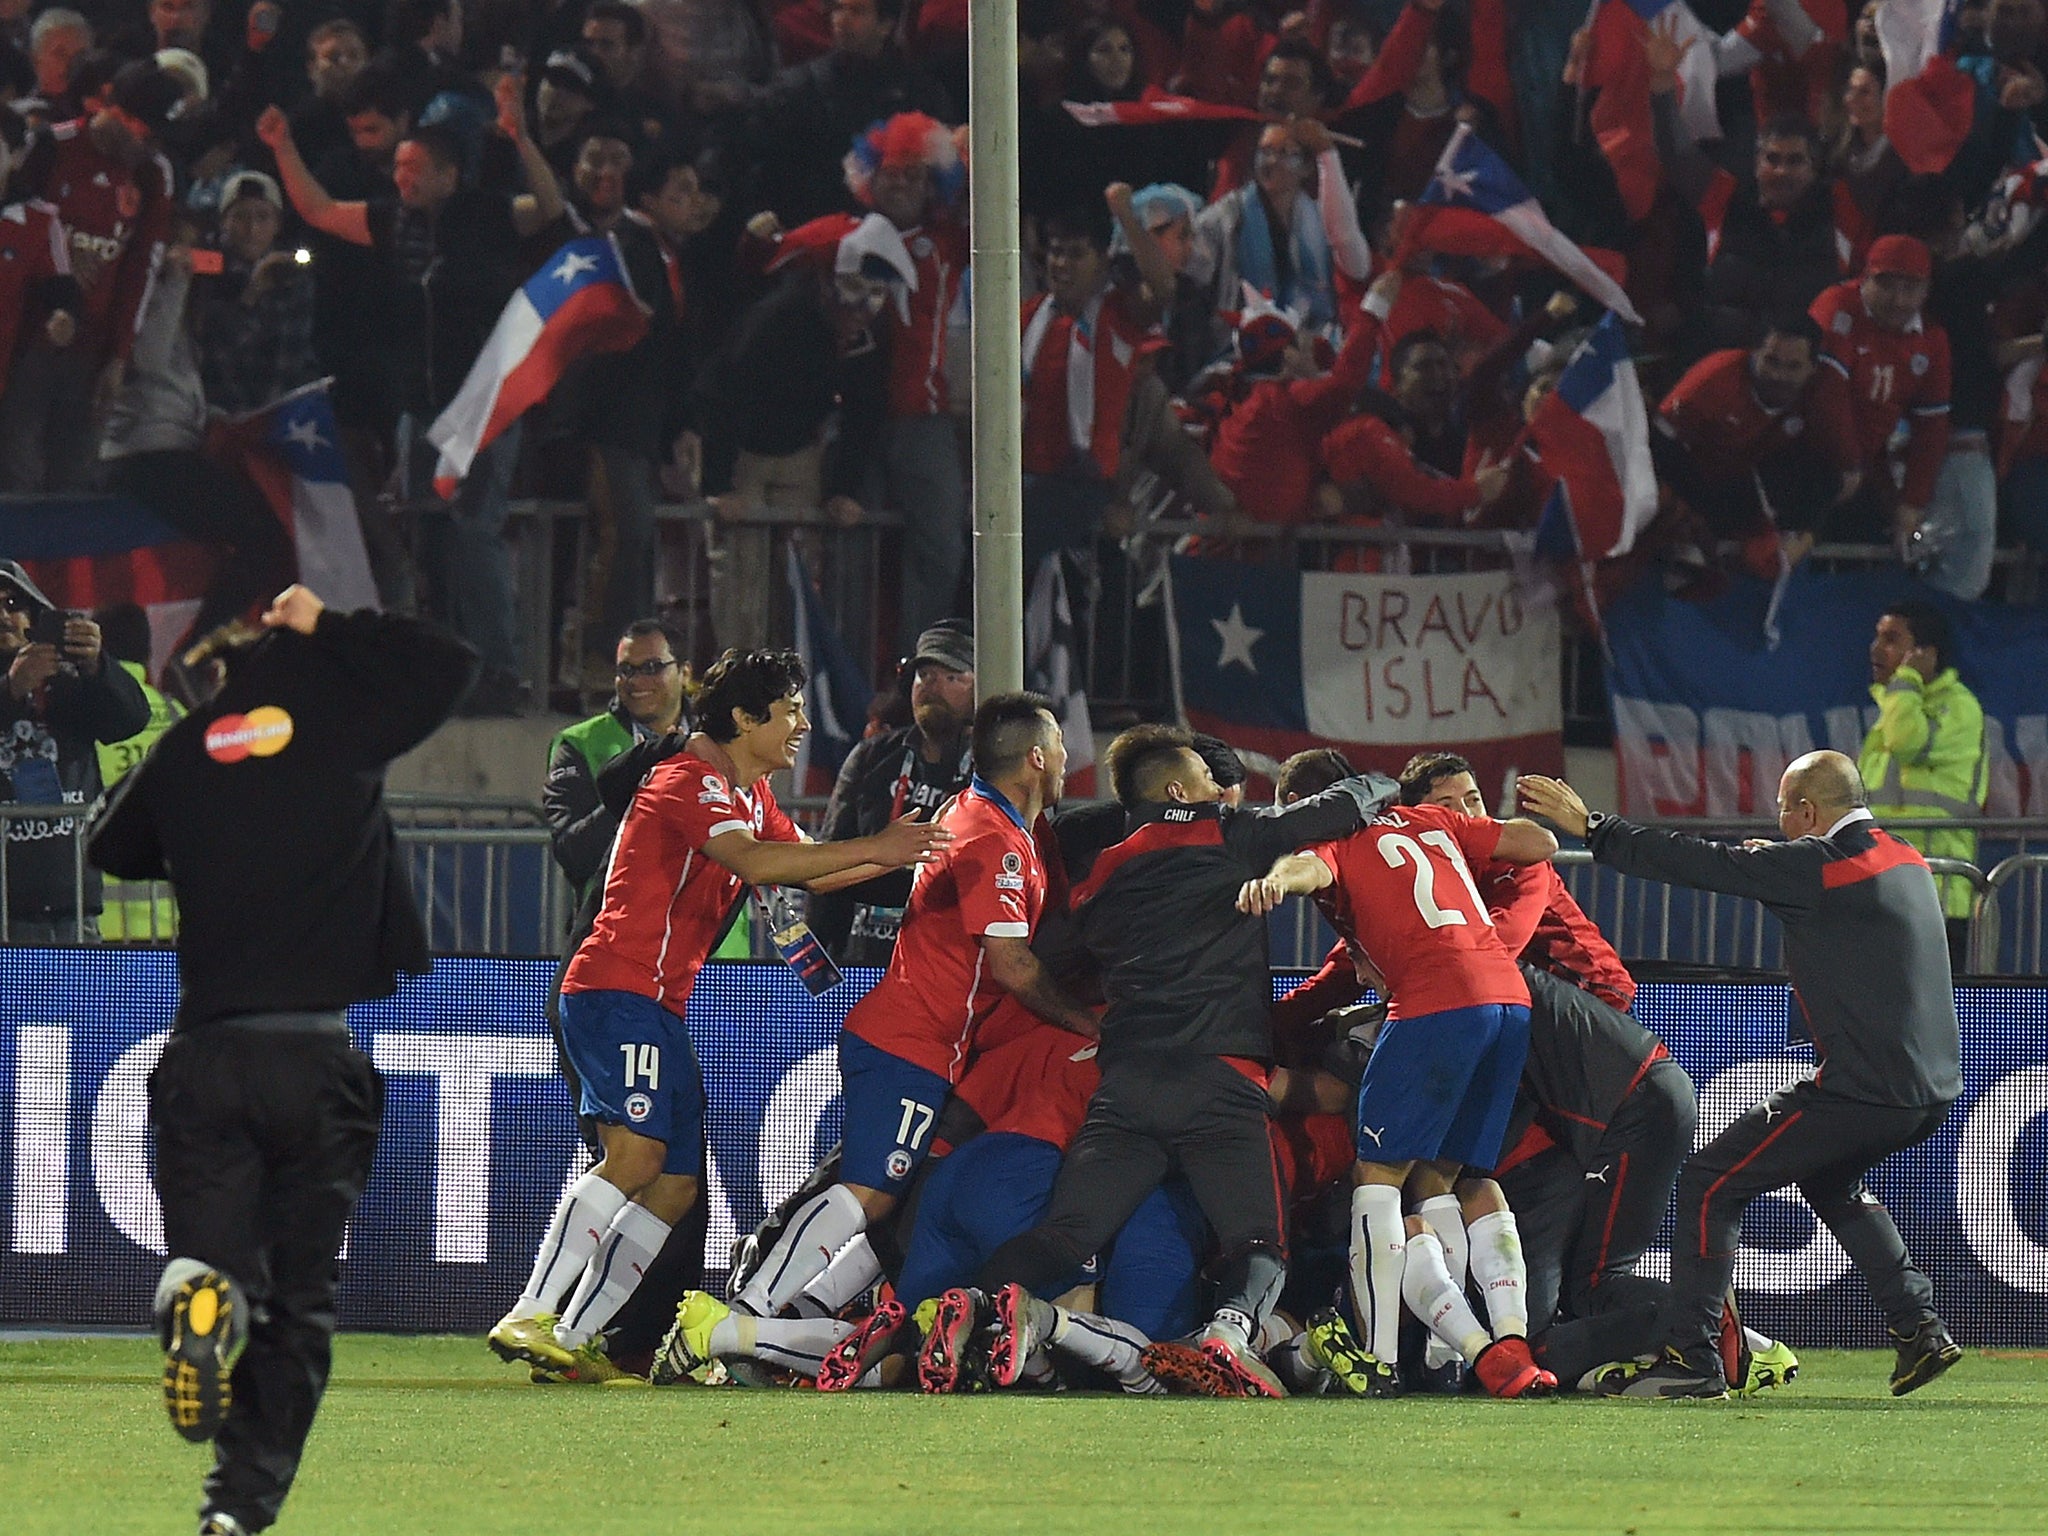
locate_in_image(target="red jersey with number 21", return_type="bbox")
[845,781,1046,1083]
[1311,803,1530,1020]
[563,752,802,1009]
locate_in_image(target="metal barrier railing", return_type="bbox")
[1982,855,2048,975]
[6,796,2042,971]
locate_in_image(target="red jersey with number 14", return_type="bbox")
[844,780,1045,1083]
[562,752,802,1009]
[1311,803,1530,1020]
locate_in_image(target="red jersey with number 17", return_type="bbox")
[562,752,802,1009]
[1310,803,1530,1020]
[844,779,1046,1083]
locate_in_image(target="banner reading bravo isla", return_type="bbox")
[1603,567,2048,819]
[1172,554,1563,794]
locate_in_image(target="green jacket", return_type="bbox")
[1859,664,1988,920]
[543,704,751,957]
[96,661,184,940]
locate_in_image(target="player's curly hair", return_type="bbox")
[695,649,807,742]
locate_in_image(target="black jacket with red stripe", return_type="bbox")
[1586,810,1961,1108]
[1061,775,1399,1067]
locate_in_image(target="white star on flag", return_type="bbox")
[1211,603,1263,673]
[1436,165,1477,201]
[283,416,327,451]
[552,251,600,284]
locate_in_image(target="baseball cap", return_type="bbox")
[1865,234,1932,280]
[912,621,974,674]
[541,47,607,102]
[220,169,282,210]
[0,559,54,613]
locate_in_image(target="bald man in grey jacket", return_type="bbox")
[1520,752,1963,1400]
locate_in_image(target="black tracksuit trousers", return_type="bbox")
[148,1015,383,1533]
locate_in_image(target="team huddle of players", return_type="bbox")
[485,648,1797,1399]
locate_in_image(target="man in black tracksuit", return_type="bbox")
[977,725,1397,1395]
[1520,751,1964,1399]
[1496,967,1699,1386]
[88,586,476,1536]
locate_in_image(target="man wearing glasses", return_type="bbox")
[1518,753,1964,1400]
[0,561,148,943]
[543,618,690,906]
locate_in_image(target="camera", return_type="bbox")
[28,608,76,645]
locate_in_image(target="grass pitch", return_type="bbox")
[4,1336,2046,1535]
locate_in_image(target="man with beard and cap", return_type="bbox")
[0,559,148,942]
[810,619,977,964]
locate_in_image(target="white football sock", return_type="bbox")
[1050,1307,1152,1389]
[513,1171,629,1317]
[708,1312,856,1379]
[736,1184,867,1316]
[794,1234,883,1317]
[1466,1209,1529,1339]
[1268,1333,1333,1395]
[1401,1229,1493,1364]
[1349,1185,1407,1364]
[1743,1326,1775,1352]
[1416,1194,1467,1368]
[555,1201,671,1347]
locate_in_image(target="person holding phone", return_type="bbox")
[0,559,148,943]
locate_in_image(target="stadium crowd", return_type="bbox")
[0,0,2041,724]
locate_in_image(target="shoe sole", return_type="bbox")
[488,1323,575,1373]
[988,1285,1034,1389]
[1304,1318,1399,1398]
[1202,1340,1286,1399]
[1892,1341,1963,1397]
[818,1303,905,1393]
[1139,1342,1239,1397]
[163,1271,236,1443]
[918,1291,979,1394]
[1737,1361,1798,1398]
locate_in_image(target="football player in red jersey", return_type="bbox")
[1239,786,1559,1397]
[488,650,951,1380]
[735,694,1097,1329]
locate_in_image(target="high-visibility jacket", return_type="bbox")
[1860,664,1988,920]
[95,661,183,940]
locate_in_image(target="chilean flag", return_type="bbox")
[5,500,214,679]
[1061,86,1262,127]
[1878,0,1976,176]
[428,234,649,497]
[1585,0,1723,142]
[1402,124,1644,324]
[214,380,380,615]
[1528,312,1658,562]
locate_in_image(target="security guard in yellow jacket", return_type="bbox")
[94,608,185,940]
[1860,600,1987,972]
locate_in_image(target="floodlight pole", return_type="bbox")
[968,0,1024,699]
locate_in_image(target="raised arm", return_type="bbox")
[257,107,370,246]
[1233,771,1401,871]
[499,73,565,238]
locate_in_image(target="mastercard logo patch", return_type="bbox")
[205,706,295,763]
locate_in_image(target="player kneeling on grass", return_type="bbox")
[1240,795,1561,1399]
[489,650,951,1382]
[731,695,1098,1331]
